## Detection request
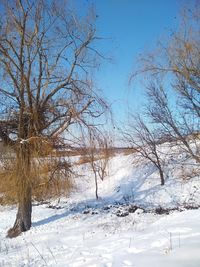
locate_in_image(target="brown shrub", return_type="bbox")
[0,154,73,205]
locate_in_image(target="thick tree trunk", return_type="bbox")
[7,186,32,238]
[7,142,32,238]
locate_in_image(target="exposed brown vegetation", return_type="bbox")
[0,139,73,205]
[75,147,135,165]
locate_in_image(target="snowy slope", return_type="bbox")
[71,152,200,209]
[0,147,200,267]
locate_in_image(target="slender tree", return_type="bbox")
[0,0,108,237]
[123,115,165,186]
[87,130,111,199]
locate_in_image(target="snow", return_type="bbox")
[0,145,200,266]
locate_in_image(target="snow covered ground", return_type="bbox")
[0,148,200,266]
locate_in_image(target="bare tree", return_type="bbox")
[146,81,200,163]
[87,130,111,199]
[124,115,165,186]
[0,0,108,237]
[130,3,200,163]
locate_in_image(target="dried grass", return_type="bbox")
[0,139,74,205]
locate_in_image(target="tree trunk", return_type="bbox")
[7,142,32,238]
[159,168,165,186]
[94,172,99,200]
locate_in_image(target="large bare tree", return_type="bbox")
[146,81,200,163]
[0,0,108,237]
[130,3,200,163]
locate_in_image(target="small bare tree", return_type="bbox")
[124,115,165,185]
[88,131,111,199]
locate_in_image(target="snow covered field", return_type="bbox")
[0,148,200,267]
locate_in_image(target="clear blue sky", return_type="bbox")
[86,0,185,125]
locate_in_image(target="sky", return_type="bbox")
[84,0,185,125]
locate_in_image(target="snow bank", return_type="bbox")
[0,144,200,266]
